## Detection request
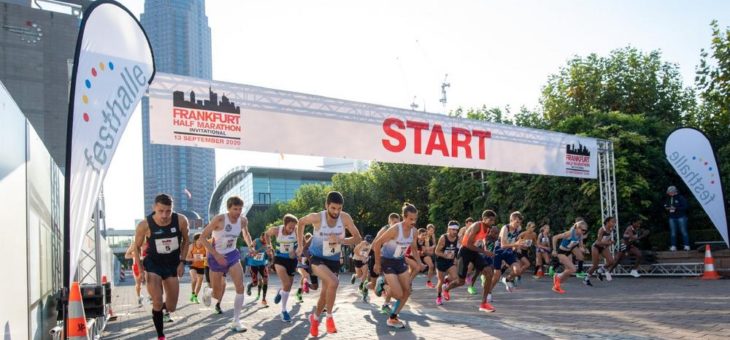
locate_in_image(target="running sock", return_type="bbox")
[391,300,401,317]
[578,261,584,273]
[262,283,268,299]
[280,291,290,312]
[161,302,167,312]
[215,301,221,310]
[152,310,164,337]
[257,283,262,296]
[233,293,244,322]
[297,288,302,295]
[326,312,333,318]
[437,289,442,298]
[389,313,397,320]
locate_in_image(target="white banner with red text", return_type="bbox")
[148,73,598,179]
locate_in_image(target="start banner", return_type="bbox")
[148,73,598,179]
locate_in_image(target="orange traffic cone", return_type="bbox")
[701,244,721,280]
[66,282,88,340]
[101,275,117,321]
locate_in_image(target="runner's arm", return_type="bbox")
[200,215,222,257]
[552,231,569,252]
[178,215,190,263]
[185,245,194,262]
[133,220,148,268]
[341,213,363,246]
[296,213,318,256]
[434,235,447,257]
[240,216,254,249]
[372,226,397,267]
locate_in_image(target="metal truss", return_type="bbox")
[597,139,620,251]
[609,263,703,277]
[150,73,597,147]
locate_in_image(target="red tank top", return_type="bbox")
[461,222,488,246]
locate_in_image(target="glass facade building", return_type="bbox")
[140,0,215,221]
[209,167,336,217]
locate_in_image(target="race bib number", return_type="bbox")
[524,239,533,247]
[194,254,203,261]
[225,238,235,250]
[475,240,484,248]
[254,253,265,261]
[155,237,179,254]
[279,243,293,254]
[360,250,369,258]
[300,257,308,265]
[324,242,341,255]
[392,245,408,258]
[444,249,455,258]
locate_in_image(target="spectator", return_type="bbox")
[665,185,690,251]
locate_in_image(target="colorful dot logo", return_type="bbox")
[695,155,717,185]
[80,60,114,123]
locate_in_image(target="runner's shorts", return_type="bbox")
[207,250,241,273]
[275,256,298,276]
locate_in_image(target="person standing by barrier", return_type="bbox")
[665,185,690,251]
[133,194,190,340]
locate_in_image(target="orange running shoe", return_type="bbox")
[326,316,337,333]
[442,289,451,301]
[479,302,496,313]
[552,286,566,294]
[309,313,320,337]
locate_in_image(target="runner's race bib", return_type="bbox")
[392,244,408,258]
[444,249,455,258]
[254,253,265,261]
[194,253,203,261]
[360,250,369,258]
[475,240,484,248]
[155,237,179,254]
[279,243,293,254]
[324,242,341,256]
[224,238,235,250]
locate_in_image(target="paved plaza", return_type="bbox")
[104,272,730,339]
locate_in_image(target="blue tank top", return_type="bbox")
[247,238,269,266]
[309,211,345,261]
[560,228,582,249]
[381,223,413,260]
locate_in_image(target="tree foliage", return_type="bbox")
[248,27,730,249]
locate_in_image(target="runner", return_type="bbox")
[551,220,588,294]
[246,231,273,306]
[443,210,496,312]
[434,221,459,305]
[185,233,206,304]
[200,236,226,308]
[200,196,254,333]
[424,224,437,288]
[585,216,617,285]
[515,221,537,285]
[370,213,400,314]
[296,191,363,336]
[124,241,148,306]
[296,233,318,303]
[372,203,424,328]
[268,214,300,322]
[457,217,477,290]
[351,234,374,300]
[608,217,649,278]
[533,224,552,279]
[132,194,190,340]
[491,211,527,293]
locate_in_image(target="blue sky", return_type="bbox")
[105,0,730,229]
